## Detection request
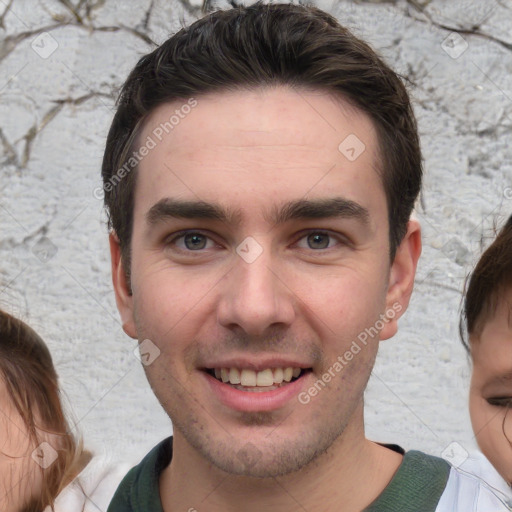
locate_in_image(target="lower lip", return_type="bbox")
[202,371,308,412]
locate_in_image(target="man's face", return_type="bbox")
[470,291,512,484]
[114,86,412,477]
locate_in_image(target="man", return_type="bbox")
[103,3,507,510]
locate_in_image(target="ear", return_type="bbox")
[109,232,137,339]
[380,219,422,340]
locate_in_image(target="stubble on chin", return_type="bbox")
[172,405,349,479]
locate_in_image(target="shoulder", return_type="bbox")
[365,448,511,512]
[107,437,173,512]
[436,454,512,512]
[459,450,512,500]
[49,454,133,512]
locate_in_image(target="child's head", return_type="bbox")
[462,216,512,484]
[0,310,81,511]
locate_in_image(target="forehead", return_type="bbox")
[134,86,384,218]
[472,293,512,374]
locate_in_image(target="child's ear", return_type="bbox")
[380,219,422,341]
[109,232,137,339]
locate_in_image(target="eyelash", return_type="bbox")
[486,397,512,408]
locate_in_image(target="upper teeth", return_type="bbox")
[214,367,302,386]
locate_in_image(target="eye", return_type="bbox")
[296,231,340,250]
[486,397,512,408]
[170,232,216,251]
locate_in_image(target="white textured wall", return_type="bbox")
[1,0,511,466]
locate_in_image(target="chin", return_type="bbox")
[185,424,341,480]
[208,448,314,479]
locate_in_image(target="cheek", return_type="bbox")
[133,277,211,384]
[309,272,387,335]
[133,269,212,336]
[470,400,512,479]
[28,463,44,498]
[296,259,386,302]
[469,396,501,443]
[0,402,47,510]
[0,452,42,511]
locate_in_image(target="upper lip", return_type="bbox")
[201,357,311,372]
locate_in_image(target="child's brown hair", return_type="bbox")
[461,216,512,352]
[0,310,88,510]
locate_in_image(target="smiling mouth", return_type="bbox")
[205,367,311,392]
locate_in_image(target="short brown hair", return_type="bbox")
[102,1,422,279]
[0,311,85,510]
[461,216,512,352]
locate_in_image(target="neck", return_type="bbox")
[159,405,402,512]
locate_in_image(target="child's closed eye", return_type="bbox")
[486,397,512,407]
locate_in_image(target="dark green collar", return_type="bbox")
[364,450,451,511]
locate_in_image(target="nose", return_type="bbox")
[217,250,295,337]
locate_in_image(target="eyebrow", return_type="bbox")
[268,197,369,225]
[146,199,241,226]
[145,197,369,227]
[482,372,512,389]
